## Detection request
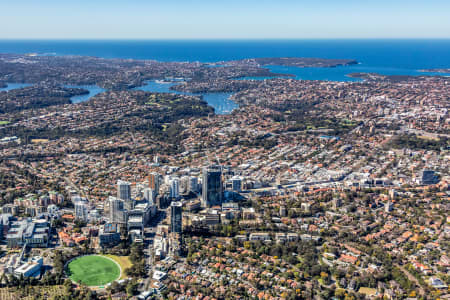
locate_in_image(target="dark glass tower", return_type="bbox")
[170,201,182,233]
[202,165,223,207]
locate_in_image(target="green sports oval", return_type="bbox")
[67,255,121,287]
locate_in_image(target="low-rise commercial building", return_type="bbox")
[99,223,121,248]
[14,256,43,277]
[6,219,50,248]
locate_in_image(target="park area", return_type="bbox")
[67,255,121,287]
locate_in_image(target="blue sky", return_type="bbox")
[1,0,449,39]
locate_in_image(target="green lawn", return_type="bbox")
[67,255,121,286]
[104,254,132,279]
[0,121,10,125]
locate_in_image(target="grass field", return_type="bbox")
[104,254,132,279]
[0,121,10,125]
[67,255,121,287]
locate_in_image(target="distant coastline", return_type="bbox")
[0,40,449,82]
[419,68,450,73]
[217,57,358,68]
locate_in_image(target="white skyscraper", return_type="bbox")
[75,201,89,222]
[169,178,180,199]
[143,188,155,204]
[109,196,126,224]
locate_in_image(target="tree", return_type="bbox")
[0,273,7,287]
[63,278,73,295]
[126,279,138,297]
[321,272,330,285]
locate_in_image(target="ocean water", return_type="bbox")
[1,39,449,68]
[1,39,449,81]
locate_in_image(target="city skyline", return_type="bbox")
[0,1,449,298]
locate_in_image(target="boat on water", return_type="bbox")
[155,80,171,84]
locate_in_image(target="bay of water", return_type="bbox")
[133,81,237,114]
[0,83,32,91]
[0,83,105,103]
[263,64,449,82]
[64,85,106,104]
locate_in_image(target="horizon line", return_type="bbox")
[1,37,450,41]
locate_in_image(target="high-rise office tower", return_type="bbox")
[385,200,394,213]
[421,170,438,185]
[117,180,134,210]
[231,176,242,192]
[170,201,182,233]
[169,178,180,199]
[148,172,161,195]
[180,176,190,195]
[117,180,131,201]
[189,176,199,193]
[109,196,126,224]
[202,165,223,207]
[143,188,155,204]
[74,201,89,221]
